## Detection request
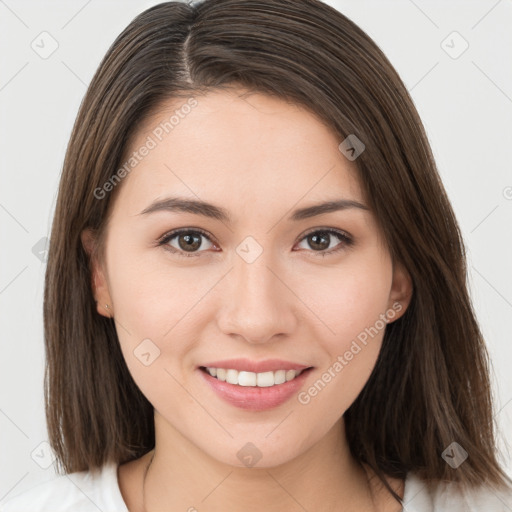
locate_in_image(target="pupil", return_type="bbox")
[179,233,200,251]
[176,232,330,253]
[310,232,329,250]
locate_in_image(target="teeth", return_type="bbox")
[226,369,238,385]
[274,370,286,385]
[240,371,257,386]
[205,367,305,387]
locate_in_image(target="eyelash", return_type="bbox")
[156,227,353,259]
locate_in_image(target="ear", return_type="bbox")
[81,228,113,318]
[386,261,413,323]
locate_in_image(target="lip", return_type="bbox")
[198,366,314,411]
[199,358,311,373]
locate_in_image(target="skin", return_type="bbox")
[82,88,412,512]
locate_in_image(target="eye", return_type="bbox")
[157,228,217,258]
[294,228,353,256]
[157,227,353,258]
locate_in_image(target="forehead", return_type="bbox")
[114,88,365,218]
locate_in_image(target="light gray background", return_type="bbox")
[1,0,511,503]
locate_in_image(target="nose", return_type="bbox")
[216,249,297,344]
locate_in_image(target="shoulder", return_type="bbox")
[0,462,128,512]
[403,471,512,512]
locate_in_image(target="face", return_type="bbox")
[82,88,412,468]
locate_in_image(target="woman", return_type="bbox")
[2,0,511,510]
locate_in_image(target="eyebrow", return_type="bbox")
[138,196,369,223]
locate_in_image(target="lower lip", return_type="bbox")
[198,367,313,411]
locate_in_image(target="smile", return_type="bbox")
[200,367,307,387]
[198,365,314,411]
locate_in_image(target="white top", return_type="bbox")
[1,462,511,511]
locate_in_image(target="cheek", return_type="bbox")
[294,253,392,408]
[105,241,226,401]
[294,249,392,344]
[102,239,188,388]
[105,234,202,336]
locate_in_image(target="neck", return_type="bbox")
[142,413,382,512]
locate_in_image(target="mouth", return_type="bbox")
[199,366,313,388]
[197,364,315,411]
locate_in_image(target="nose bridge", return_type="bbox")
[236,250,276,302]
[217,238,295,343]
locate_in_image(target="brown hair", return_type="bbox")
[43,0,512,503]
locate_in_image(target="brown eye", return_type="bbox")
[158,229,215,257]
[295,229,353,256]
[158,227,353,259]
[306,232,331,251]
[176,232,202,251]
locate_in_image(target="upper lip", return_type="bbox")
[199,358,313,373]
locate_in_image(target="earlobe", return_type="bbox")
[387,262,413,322]
[80,228,113,318]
